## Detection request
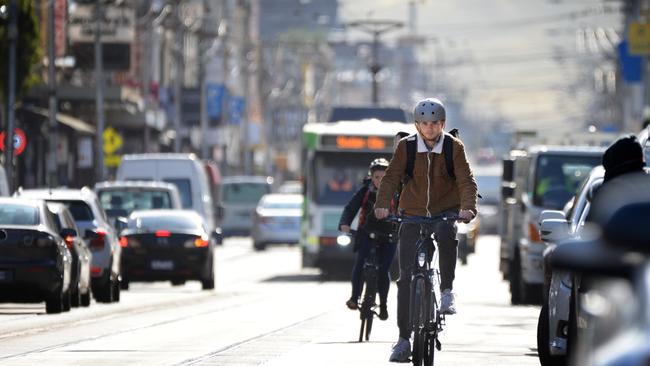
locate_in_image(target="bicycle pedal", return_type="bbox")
[435,338,442,351]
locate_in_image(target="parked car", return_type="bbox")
[48,202,93,308]
[251,193,303,250]
[119,210,215,290]
[501,146,604,305]
[548,171,650,366]
[457,217,479,265]
[220,176,273,236]
[15,188,122,303]
[94,180,183,225]
[0,198,73,313]
[536,166,604,365]
[116,153,221,244]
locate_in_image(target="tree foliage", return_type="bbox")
[0,0,42,102]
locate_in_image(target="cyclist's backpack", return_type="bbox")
[404,128,460,180]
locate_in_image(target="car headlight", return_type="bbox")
[336,235,351,246]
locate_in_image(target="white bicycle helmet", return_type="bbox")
[414,98,446,123]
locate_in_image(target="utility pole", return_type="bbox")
[346,20,403,106]
[174,3,184,153]
[240,1,252,174]
[48,0,58,187]
[95,1,105,181]
[4,0,17,192]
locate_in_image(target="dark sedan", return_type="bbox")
[0,198,73,313]
[119,210,215,290]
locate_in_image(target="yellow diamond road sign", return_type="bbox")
[629,22,650,55]
[103,127,123,155]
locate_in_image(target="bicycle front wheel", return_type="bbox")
[411,277,428,365]
[425,333,436,366]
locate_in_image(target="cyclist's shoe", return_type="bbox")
[346,298,358,310]
[378,304,388,320]
[389,337,411,362]
[440,289,457,315]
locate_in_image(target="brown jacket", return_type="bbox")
[375,133,478,216]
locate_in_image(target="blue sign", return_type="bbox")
[206,83,225,118]
[229,96,245,125]
[618,40,643,83]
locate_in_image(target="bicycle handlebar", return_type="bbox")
[384,213,461,225]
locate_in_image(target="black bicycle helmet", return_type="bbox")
[369,158,389,174]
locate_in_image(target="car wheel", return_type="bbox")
[171,279,186,286]
[112,278,121,302]
[62,290,71,312]
[70,288,81,308]
[253,241,266,251]
[45,288,64,314]
[80,290,91,307]
[509,253,523,305]
[201,256,215,290]
[120,279,130,290]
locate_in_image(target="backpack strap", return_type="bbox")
[358,186,371,227]
[404,134,417,180]
[443,133,455,180]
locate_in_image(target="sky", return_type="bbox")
[337,0,624,140]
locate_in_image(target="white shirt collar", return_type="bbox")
[416,133,444,154]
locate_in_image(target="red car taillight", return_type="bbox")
[119,236,128,248]
[319,236,337,247]
[194,236,209,247]
[155,230,171,237]
[89,229,106,249]
[64,236,74,250]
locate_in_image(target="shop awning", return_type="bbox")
[19,106,96,135]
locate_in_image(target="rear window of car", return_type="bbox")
[98,189,173,215]
[130,215,202,232]
[222,183,270,204]
[0,204,39,226]
[260,199,302,209]
[163,179,192,208]
[532,154,602,209]
[51,200,95,221]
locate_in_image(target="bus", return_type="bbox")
[300,119,415,278]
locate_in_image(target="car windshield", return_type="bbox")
[50,200,95,221]
[98,189,173,217]
[131,215,202,232]
[222,182,270,204]
[532,154,602,209]
[0,204,39,226]
[163,179,192,208]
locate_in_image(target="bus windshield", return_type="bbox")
[312,152,391,205]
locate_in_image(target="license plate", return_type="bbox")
[151,260,174,270]
[0,270,13,282]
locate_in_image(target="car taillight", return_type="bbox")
[155,230,171,237]
[91,266,102,276]
[119,236,128,248]
[319,236,337,247]
[89,229,106,249]
[194,235,209,247]
[529,221,542,243]
[64,236,74,250]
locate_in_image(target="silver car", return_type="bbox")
[537,166,604,365]
[15,188,122,303]
[251,193,303,251]
[220,176,273,237]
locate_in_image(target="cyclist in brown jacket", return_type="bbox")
[374,97,478,362]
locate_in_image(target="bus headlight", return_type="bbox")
[337,235,351,246]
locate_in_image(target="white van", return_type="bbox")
[116,154,220,242]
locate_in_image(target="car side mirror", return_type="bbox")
[60,228,77,238]
[84,229,99,240]
[538,210,565,226]
[114,216,128,233]
[540,218,569,243]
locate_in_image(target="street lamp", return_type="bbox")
[346,20,404,106]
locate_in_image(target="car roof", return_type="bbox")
[222,176,273,184]
[0,197,44,208]
[120,153,199,161]
[527,145,606,156]
[128,209,203,219]
[94,180,178,191]
[260,193,303,203]
[16,187,97,201]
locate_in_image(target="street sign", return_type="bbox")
[207,83,225,119]
[629,22,650,55]
[0,128,27,156]
[103,127,123,168]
